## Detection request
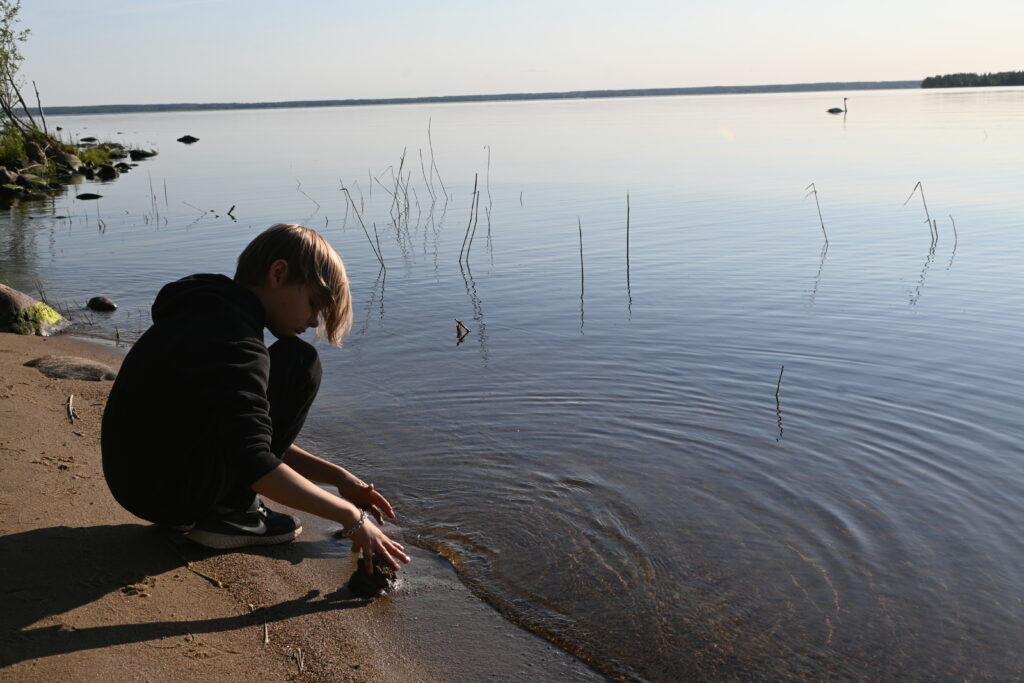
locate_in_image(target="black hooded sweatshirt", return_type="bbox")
[101,274,282,519]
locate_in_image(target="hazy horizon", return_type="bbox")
[37,79,923,114]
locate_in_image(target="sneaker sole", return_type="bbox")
[185,525,302,550]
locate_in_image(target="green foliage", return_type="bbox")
[76,145,113,166]
[0,121,23,164]
[922,71,1024,88]
[0,0,28,110]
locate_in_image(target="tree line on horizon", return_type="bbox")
[921,71,1024,88]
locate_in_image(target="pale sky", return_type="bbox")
[19,0,1024,107]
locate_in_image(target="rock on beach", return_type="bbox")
[0,284,67,336]
[24,355,117,381]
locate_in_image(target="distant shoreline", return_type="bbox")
[39,80,920,116]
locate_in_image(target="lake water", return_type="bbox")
[4,87,1024,680]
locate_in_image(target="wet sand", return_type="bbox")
[0,332,603,681]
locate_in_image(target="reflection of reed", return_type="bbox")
[357,267,387,336]
[809,242,828,304]
[775,364,785,441]
[626,193,632,316]
[910,242,936,306]
[578,217,585,333]
[458,260,489,360]
[947,215,958,270]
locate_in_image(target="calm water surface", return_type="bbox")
[3,88,1024,680]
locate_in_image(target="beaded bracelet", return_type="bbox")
[339,509,367,538]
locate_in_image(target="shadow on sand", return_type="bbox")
[0,523,367,667]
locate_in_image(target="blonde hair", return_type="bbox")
[234,223,353,345]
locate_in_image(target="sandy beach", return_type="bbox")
[0,332,603,682]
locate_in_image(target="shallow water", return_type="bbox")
[4,87,1024,679]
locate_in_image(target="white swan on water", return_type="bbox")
[827,97,848,114]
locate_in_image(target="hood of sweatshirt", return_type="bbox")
[151,273,265,331]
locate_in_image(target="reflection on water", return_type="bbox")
[4,87,1024,680]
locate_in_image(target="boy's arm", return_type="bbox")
[251,462,409,572]
[282,444,396,525]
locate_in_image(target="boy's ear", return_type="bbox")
[266,259,290,287]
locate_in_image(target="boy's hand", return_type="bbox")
[349,518,410,573]
[339,480,396,526]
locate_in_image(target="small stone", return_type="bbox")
[75,193,103,200]
[346,555,398,598]
[87,296,117,312]
[25,356,117,381]
[177,135,200,144]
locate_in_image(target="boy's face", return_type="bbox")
[259,259,320,339]
[265,282,319,339]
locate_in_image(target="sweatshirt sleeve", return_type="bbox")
[189,335,281,486]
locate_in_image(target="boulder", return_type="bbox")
[80,136,97,143]
[0,284,68,336]
[176,135,200,144]
[87,296,117,312]
[54,150,82,171]
[104,144,127,160]
[128,149,157,161]
[16,173,48,190]
[25,356,117,381]
[96,164,118,180]
[27,141,47,164]
[75,193,103,200]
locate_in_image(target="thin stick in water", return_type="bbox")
[341,186,385,269]
[465,190,481,263]
[458,173,479,263]
[904,181,935,242]
[775,364,785,400]
[32,81,49,136]
[804,183,828,244]
[428,118,448,200]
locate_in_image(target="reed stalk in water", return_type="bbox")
[904,181,936,243]
[428,118,448,201]
[804,183,829,245]
[341,186,385,270]
[459,173,479,264]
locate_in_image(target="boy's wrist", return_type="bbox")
[338,509,367,537]
[336,501,362,528]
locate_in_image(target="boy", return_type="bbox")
[101,223,409,573]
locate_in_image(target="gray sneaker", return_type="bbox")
[185,498,302,549]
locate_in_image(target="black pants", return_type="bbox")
[215,336,323,512]
[106,337,321,524]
